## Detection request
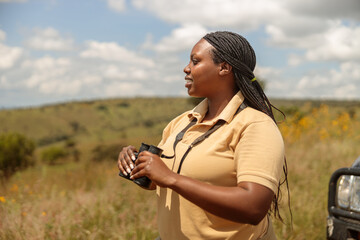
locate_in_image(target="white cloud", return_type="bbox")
[305,24,360,62]
[295,61,360,99]
[131,0,359,36]
[254,66,282,80]
[0,43,23,69]
[334,84,357,98]
[38,79,81,95]
[132,0,283,31]
[281,23,360,65]
[132,0,360,66]
[20,56,106,95]
[284,0,360,20]
[107,0,126,12]
[265,21,328,49]
[25,27,74,51]
[144,24,208,53]
[104,82,143,97]
[2,0,360,108]
[288,54,303,66]
[0,29,6,41]
[80,41,154,67]
[102,64,128,79]
[0,76,10,88]
[22,56,71,89]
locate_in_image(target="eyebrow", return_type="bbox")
[190,53,200,59]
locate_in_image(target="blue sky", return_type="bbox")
[1,0,360,108]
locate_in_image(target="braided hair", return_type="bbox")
[203,31,290,223]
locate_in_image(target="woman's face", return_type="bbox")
[183,39,223,98]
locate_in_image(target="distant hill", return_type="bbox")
[1,97,359,149]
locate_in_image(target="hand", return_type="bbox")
[117,145,137,177]
[130,151,176,188]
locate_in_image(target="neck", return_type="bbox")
[203,90,237,121]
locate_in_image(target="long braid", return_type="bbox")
[203,31,276,121]
[203,31,291,223]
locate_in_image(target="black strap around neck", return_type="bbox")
[161,102,247,174]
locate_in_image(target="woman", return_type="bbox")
[118,31,287,239]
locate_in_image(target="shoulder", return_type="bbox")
[233,107,278,129]
[233,107,283,144]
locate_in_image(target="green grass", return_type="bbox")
[1,97,360,239]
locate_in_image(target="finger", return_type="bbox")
[138,151,152,157]
[126,147,137,170]
[127,146,137,161]
[130,163,147,180]
[136,153,155,166]
[123,152,133,172]
[136,151,152,163]
[135,154,148,166]
[119,153,131,176]
[118,146,135,175]
[117,151,128,176]
[122,153,133,175]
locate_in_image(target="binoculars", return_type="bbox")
[119,143,163,189]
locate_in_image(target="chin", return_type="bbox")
[188,92,198,98]
[187,89,205,98]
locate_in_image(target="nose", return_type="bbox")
[183,63,190,74]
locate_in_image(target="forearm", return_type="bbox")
[168,173,273,225]
[130,152,273,224]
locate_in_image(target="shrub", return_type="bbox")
[38,134,71,146]
[143,119,155,128]
[41,146,68,165]
[0,132,36,179]
[65,139,81,162]
[96,104,108,112]
[117,102,130,108]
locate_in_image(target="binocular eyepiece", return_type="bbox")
[119,143,163,189]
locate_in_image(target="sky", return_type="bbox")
[0,0,360,108]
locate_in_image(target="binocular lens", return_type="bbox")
[138,143,150,152]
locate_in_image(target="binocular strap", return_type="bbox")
[163,102,247,174]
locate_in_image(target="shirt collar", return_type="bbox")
[187,91,245,124]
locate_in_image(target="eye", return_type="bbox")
[192,58,199,65]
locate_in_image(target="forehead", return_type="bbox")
[191,38,214,57]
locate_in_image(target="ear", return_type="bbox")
[219,62,232,76]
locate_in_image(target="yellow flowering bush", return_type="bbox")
[279,104,358,143]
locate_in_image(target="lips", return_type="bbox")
[185,77,193,88]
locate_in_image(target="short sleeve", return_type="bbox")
[235,119,285,194]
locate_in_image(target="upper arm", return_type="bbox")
[235,119,284,194]
[237,181,274,222]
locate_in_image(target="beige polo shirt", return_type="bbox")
[156,91,284,240]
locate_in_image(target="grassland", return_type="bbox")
[0,97,360,239]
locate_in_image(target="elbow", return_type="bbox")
[248,216,265,226]
[228,208,268,225]
[246,210,268,225]
[230,206,268,225]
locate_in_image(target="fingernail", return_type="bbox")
[123,171,128,176]
[130,163,134,169]
[130,175,134,180]
[131,155,136,161]
[126,168,131,174]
